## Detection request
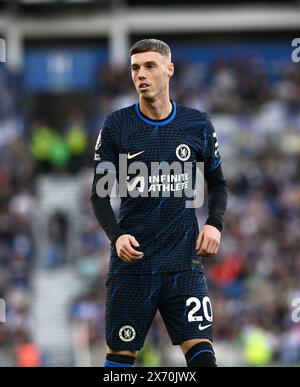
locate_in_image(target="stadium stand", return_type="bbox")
[0,0,300,367]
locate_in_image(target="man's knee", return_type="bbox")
[104,348,137,367]
[181,339,217,367]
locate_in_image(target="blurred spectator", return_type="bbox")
[16,337,41,367]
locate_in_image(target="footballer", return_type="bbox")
[91,39,228,367]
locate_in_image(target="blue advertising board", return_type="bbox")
[24,47,108,92]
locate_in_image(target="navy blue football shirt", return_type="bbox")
[93,101,221,276]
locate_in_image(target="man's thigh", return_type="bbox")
[159,270,214,346]
[106,274,160,351]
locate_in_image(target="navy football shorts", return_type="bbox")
[106,269,213,351]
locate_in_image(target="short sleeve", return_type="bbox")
[204,117,222,173]
[93,115,119,170]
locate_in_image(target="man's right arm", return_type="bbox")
[90,116,124,246]
[90,116,143,262]
[90,172,124,246]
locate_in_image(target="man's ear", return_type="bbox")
[167,62,174,78]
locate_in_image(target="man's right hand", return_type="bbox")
[115,234,144,263]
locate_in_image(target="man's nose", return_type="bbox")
[138,69,146,79]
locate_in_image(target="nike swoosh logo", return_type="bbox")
[198,323,212,331]
[127,151,145,160]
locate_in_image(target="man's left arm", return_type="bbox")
[196,117,228,257]
[196,165,228,256]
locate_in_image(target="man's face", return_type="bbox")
[131,51,174,101]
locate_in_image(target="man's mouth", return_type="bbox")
[139,83,150,90]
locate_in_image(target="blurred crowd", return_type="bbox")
[0,55,300,366]
[0,66,39,366]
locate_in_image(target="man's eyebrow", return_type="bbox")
[131,60,158,68]
[144,61,157,66]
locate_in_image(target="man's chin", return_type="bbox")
[140,93,155,102]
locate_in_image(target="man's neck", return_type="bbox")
[139,96,173,121]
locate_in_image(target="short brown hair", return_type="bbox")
[129,39,171,60]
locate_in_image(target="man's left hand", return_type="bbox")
[196,225,221,257]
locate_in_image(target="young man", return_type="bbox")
[91,39,228,367]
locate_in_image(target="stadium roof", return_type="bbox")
[0,0,300,13]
